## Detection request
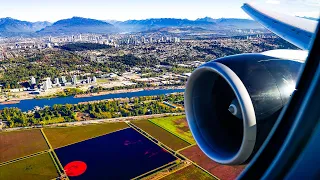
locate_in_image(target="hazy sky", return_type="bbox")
[0,0,319,22]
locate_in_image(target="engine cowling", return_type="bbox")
[184,52,304,165]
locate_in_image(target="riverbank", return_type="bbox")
[0,100,21,105]
[0,92,34,104]
[74,86,185,98]
[0,87,65,103]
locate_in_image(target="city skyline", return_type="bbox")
[0,0,318,22]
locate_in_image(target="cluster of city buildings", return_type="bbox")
[0,30,273,62]
[48,34,182,46]
[30,75,97,92]
[0,33,182,59]
[118,36,181,45]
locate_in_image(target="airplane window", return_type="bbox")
[0,1,319,180]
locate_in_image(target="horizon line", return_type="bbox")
[0,16,253,23]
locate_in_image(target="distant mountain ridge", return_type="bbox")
[0,16,264,36]
[196,17,262,29]
[38,17,117,35]
[115,18,215,32]
[0,17,51,36]
[114,17,262,32]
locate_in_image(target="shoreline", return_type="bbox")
[0,100,21,105]
[74,86,185,98]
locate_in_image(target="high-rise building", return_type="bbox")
[30,76,36,85]
[149,37,153,43]
[141,37,145,43]
[43,81,49,91]
[54,78,60,84]
[46,43,52,48]
[87,77,91,84]
[61,76,67,83]
[173,37,180,43]
[45,77,52,88]
[43,78,52,91]
[92,76,97,83]
[72,75,77,84]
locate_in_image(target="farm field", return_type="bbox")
[0,119,237,180]
[132,120,190,151]
[149,115,196,144]
[180,145,245,180]
[0,153,59,180]
[0,129,49,163]
[44,122,128,148]
[55,128,176,179]
[161,165,216,180]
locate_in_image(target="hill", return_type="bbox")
[0,17,265,36]
[114,17,263,32]
[196,17,262,29]
[115,18,216,32]
[0,18,51,36]
[38,17,117,35]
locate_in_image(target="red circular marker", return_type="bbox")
[64,161,87,177]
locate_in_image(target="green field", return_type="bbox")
[161,165,215,180]
[0,153,59,180]
[149,115,196,144]
[40,117,65,125]
[0,129,49,163]
[132,120,190,151]
[44,122,128,148]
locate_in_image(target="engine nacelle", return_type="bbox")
[184,53,304,165]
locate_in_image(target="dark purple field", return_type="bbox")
[55,128,176,179]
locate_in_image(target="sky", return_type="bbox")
[0,0,318,22]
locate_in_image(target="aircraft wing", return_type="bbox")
[242,3,318,50]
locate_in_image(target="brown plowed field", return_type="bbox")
[0,129,49,163]
[180,145,245,180]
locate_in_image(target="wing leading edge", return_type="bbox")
[242,3,318,50]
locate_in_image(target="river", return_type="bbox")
[0,89,185,112]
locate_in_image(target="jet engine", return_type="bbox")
[184,52,305,165]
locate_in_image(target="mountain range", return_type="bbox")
[114,18,217,32]
[0,17,51,36]
[0,16,265,36]
[196,17,262,29]
[38,17,117,35]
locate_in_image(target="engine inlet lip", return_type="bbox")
[185,61,257,165]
